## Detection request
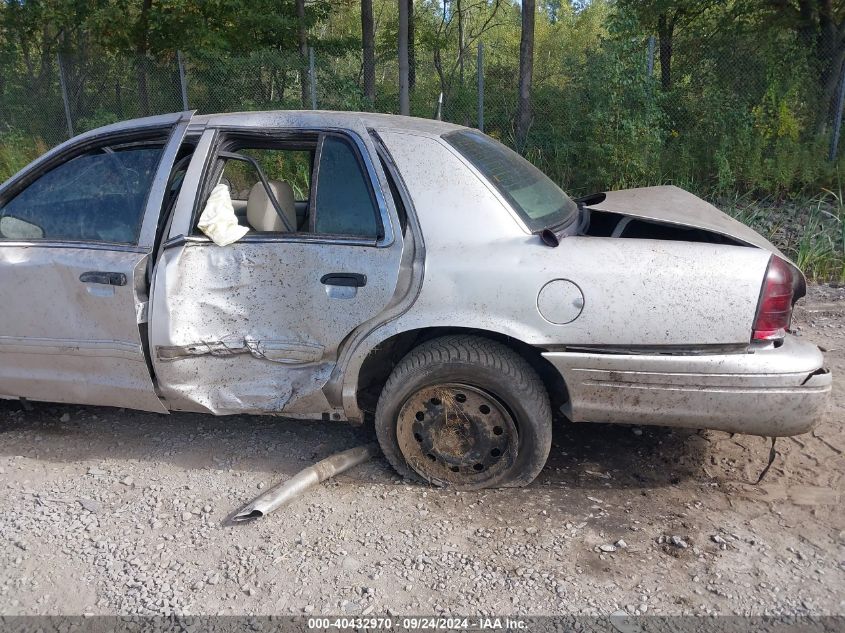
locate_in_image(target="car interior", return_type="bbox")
[153,130,408,270]
[218,144,314,233]
[190,131,385,241]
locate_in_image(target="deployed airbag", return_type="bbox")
[197,183,249,246]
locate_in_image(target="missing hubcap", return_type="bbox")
[396,383,517,487]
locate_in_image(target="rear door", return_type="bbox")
[149,125,404,415]
[0,112,192,412]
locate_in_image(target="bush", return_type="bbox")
[0,131,48,182]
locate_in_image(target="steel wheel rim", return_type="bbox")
[396,382,518,487]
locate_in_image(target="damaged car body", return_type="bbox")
[0,111,832,488]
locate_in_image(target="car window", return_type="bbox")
[313,136,380,238]
[0,144,163,244]
[378,155,408,234]
[201,133,381,241]
[443,130,579,232]
[221,149,312,202]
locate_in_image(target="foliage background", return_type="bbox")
[2,0,845,279]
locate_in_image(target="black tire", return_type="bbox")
[374,335,552,489]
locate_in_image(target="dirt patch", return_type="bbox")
[0,285,843,616]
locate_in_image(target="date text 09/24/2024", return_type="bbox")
[307,617,528,630]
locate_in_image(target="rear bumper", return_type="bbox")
[542,335,831,436]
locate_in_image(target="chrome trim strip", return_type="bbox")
[164,233,376,249]
[582,377,830,393]
[547,343,753,356]
[0,240,148,253]
[156,339,324,364]
[0,335,143,360]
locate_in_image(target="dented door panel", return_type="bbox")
[149,122,403,415]
[150,238,401,415]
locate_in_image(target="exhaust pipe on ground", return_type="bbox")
[231,443,379,523]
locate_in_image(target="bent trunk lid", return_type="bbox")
[585,185,786,259]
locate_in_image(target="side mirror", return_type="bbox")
[0,215,45,239]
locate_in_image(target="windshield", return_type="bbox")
[443,130,579,232]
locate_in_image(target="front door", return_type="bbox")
[0,113,192,412]
[149,126,404,415]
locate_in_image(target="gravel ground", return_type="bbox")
[0,285,843,617]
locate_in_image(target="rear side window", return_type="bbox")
[378,156,408,234]
[222,148,312,202]
[0,144,163,244]
[313,136,381,238]
[443,130,578,232]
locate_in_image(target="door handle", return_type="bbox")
[80,271,127,286]
[320,273,367,288]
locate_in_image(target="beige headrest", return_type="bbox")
[246,180,296,232]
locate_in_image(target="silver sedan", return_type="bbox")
[0,111,831,488]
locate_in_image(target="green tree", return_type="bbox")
[362,0,376,105]
[516,0,535,150]
[616,0,721,90]
[761,0,845,128]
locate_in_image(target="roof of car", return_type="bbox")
[38,111,465,156]
[189,110,466,136]
[1,111,467,194]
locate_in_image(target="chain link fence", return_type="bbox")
[1,36,844,194]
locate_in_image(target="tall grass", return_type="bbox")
[795,207,836,279]
[819,185,845,282]
[720,189,845,283]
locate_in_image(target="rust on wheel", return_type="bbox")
[396,383,518,487]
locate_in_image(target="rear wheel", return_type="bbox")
[374,335,552,489]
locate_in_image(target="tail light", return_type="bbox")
[752,256,795,341]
